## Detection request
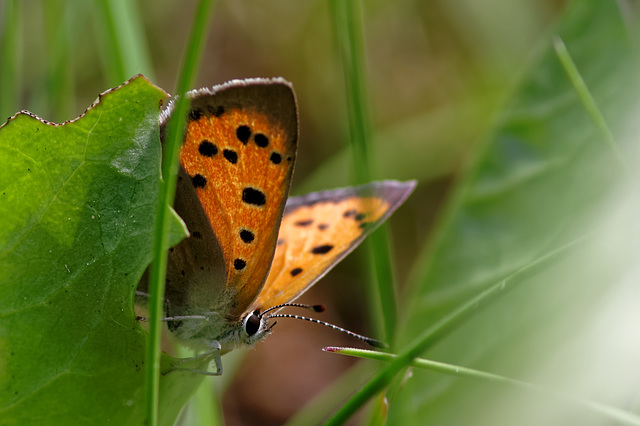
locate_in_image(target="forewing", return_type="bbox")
[162,78,298,320]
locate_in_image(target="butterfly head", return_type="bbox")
[238,309,275,346]
[242,303,387,348]
[236,303,321,345]
[164,309,271,353]
[177,304,307,352]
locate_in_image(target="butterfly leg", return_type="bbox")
[135,290,150,298]
[163,340,223,376]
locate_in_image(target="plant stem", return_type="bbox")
[144,1,216,425]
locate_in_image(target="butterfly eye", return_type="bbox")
[245,310,261,336]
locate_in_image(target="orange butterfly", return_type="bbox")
[139,78,415,375]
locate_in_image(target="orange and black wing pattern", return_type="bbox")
[252,180,416,311]
[163,79,298,320]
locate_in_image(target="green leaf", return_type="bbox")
[387,2,640,425]
[0,75,191,425]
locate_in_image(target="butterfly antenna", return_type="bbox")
[259,303,325,317]
[266,313,387,348]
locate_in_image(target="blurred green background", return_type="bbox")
[7,1,640,425]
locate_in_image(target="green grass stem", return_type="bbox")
[144,1,216,425]
[0,0,21,120]
[552,36,628,176]
[42,1,74,122]
[94,0,154,85]
[330,0,398,349]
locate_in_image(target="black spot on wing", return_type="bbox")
[311,244,334,255]
[240,229,255,244]
[199,140,218,157]
[223,149,238,164]
[242,187,266,206]
[270,152,282,164]
[254,133,269,147]
[191,174,206,188]
[234,258,247,270]
[343,209,357,218]
[236,125,251,144]
[189,109,203,121]
[209,105,225,117]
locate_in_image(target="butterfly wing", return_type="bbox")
[251,180,416,311]
[162,78,298,321]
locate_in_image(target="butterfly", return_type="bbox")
[138,78,416,375]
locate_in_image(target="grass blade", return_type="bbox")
[94,0,154,85]
[144,1,216,425]
[552,36,628,175]
[42,0,74,122]
[0,0,21,120]
[330,0,398,349]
